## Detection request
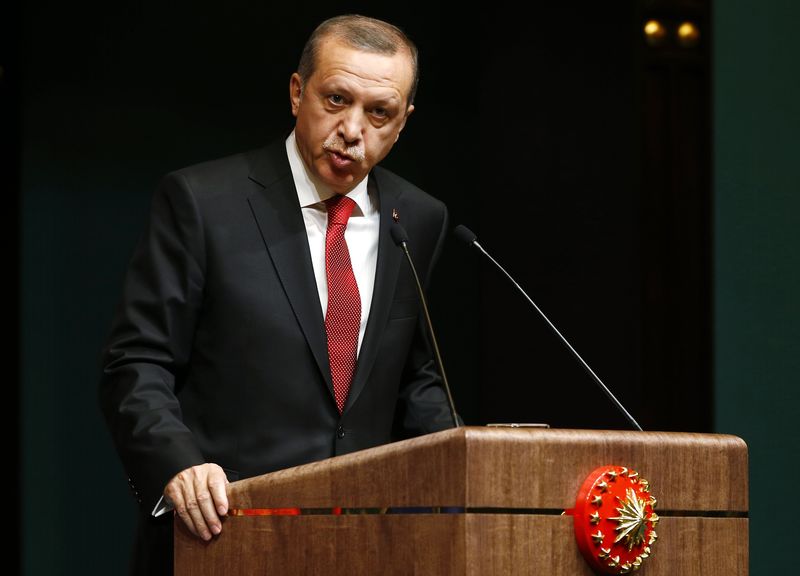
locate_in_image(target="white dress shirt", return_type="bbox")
[285,130,379,355]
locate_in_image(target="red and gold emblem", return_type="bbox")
[569,465,659,574]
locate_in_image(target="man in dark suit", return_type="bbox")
[99,14,455,575]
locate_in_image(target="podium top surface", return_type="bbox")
[227,427,748,513]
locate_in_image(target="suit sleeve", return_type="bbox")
[394,201,461,436]
[98,172,207,512]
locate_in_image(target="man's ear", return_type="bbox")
[395,104,415,142]
[289,73,303,117]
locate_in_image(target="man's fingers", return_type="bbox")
[193,472,223,536]
[165,465,222,541]
[181,474,214,541]
[186,485,216,540]
[207,466,230,516]
[167,485,205,540]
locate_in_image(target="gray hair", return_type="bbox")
[297,14,419,105]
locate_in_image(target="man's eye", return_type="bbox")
[328,95,345,105]
[372,107,388,118]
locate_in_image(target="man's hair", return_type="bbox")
[297,14,419,106]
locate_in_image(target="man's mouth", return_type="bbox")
[330,150,354,161]
[323,136,366,165]
[327,150,356,169]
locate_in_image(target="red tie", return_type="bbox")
[324,195,361,413]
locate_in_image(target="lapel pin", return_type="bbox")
[392,208,400,222]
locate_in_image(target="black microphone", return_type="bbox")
[390,224,460,429]
[453,224,643,431]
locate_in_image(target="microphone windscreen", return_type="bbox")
[453,224,477,245]
[390,223,409,246]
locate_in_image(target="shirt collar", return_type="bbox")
[285,130,370,216]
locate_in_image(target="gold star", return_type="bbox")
[592,495,603,506]
[589,511,601,525]
[598,547,611,559]
[596,481,609,493]
[607,555,620,568]
[621,562,632,573]
[649,512,660,526]
[591,530,605,545]
[648,531,658,545]
[606,470,618,482]
[649,496,658,508]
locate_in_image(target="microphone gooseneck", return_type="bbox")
[453,225,643,432]
[391,224,460,429]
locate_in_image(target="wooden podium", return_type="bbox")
[174,427,748,575]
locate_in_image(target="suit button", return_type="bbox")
[337,426,345,439]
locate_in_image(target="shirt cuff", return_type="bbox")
[151,494,174,517]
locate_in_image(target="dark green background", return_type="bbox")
[714,0,800,572]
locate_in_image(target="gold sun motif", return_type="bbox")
[609,488,649,551]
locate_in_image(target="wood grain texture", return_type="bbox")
[177,427,748,575]
[464,516,747,576]
[175,514,748,575]
[226,427,748,512]
[462,428,748,511]
[175,514,467,575]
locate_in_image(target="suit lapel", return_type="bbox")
[343,170,404,413]
[246,143,333,394]
[246,144,407,413]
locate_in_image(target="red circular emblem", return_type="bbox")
[570,465,659,574]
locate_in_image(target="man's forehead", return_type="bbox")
[312,38,413,97]
[318,37,410,61]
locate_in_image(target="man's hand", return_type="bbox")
[164,463,229,541]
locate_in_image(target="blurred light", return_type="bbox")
[643,20,667,47]
[677,21,701,48]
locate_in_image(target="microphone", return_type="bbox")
[390,224,460,429]
[453,225,643,432]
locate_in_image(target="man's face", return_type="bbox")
[290,37,415,194]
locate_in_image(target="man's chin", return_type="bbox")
[318,165,366,193]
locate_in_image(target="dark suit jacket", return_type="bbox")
[98,139,454,575]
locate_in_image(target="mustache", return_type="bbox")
[322,136,365,162]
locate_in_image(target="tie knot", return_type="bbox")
[326,195,357,226]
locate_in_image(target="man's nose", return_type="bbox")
[338,108,365,143]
